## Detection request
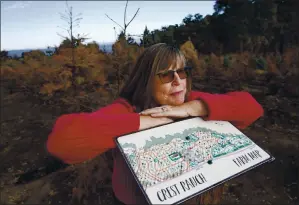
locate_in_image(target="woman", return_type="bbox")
[46,43,264,204]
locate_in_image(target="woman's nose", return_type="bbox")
[172,72,181,85]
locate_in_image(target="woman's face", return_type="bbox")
[152,63,187,106]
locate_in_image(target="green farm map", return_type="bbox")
[120,126,253,188]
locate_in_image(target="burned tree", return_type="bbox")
[105,0,140,39]
[105,1,141,95]
[57,1,88,66]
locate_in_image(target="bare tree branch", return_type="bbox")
[57,32,68,40]
[74,17,83,22]
[57,26,70,33]
[124,0,128,29]
[126,8,140,28]
[60,14,69,20]
[105,14,124,30]
[105,0,140,38]
[60,19,70,24]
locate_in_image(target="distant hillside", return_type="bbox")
[7,48,55,58]
[6,43,113,58]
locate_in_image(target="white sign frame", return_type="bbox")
[115,117,275,205]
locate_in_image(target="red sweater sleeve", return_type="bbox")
[188,91,264,129]
[46,99,139,164]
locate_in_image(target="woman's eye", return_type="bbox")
[177,69,185,74]
[161,72,170,77]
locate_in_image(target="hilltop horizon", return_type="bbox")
[4,41,115,57]
[2,41,115,51]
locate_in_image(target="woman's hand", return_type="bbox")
[139,115,174,131]
[140,100,209,119]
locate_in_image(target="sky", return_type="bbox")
[1,1,215,50]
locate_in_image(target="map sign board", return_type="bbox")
[115,117,275,205]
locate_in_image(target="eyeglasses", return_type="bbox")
[156,66,192,84]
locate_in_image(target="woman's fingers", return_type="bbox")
[139,109,159,115]
[141,105,189,118]
[140,106,170,115]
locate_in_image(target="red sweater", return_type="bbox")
[46,90,264,203]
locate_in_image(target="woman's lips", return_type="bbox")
[171,91,183,96]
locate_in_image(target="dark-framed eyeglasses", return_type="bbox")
[156,66,192,84]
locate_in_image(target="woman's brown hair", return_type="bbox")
[119,43,192,112]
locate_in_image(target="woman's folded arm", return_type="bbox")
[46,100,140,164]
[188,91,264,129]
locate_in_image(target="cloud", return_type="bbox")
[3,1,32,11]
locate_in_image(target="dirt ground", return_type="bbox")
[0,76,298,205]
